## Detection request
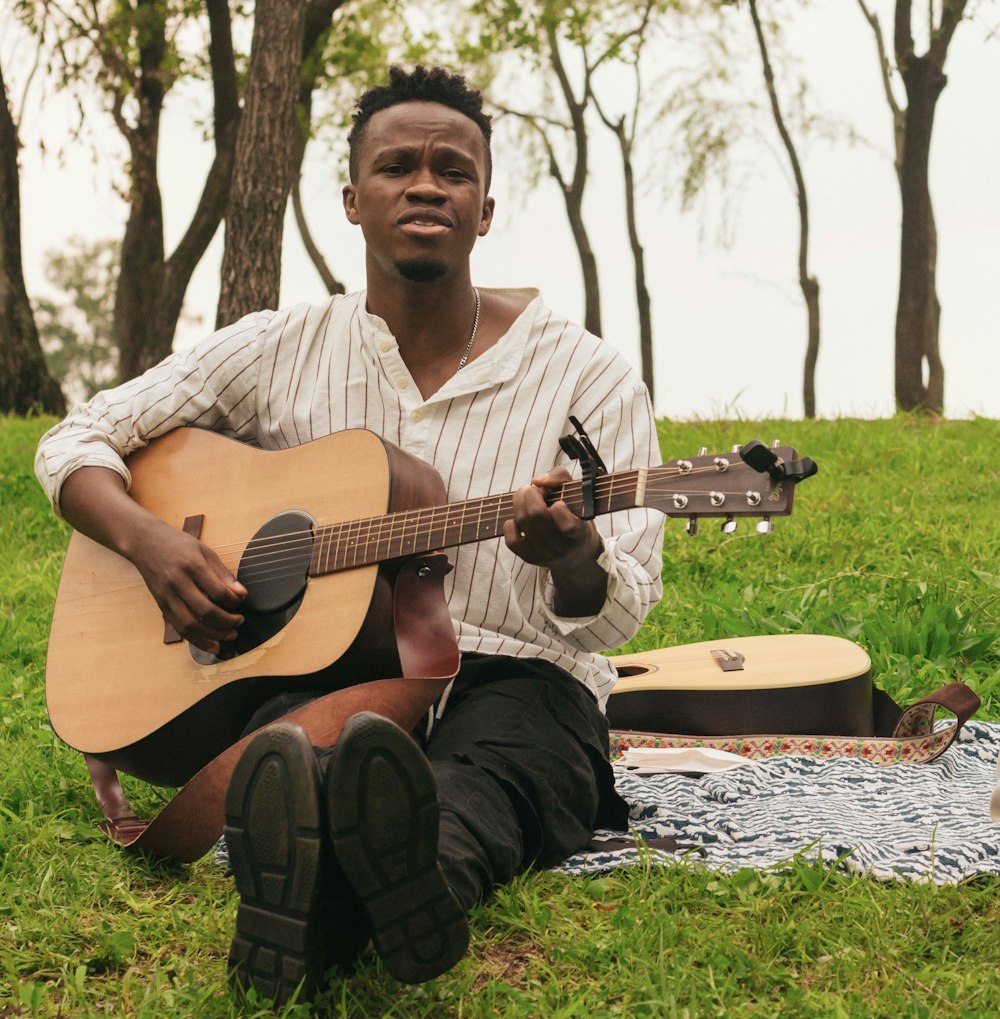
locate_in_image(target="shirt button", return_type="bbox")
[395,376,409,390]
[378,340,391,353]
[412,409,424,422]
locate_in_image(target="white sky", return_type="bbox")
[6,1,1000,420]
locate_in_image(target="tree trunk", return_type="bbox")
[115,0,240,380]
[802,276,820,420]
[216,0,309,328]
[613,120,653,400]
[893,53,944,411]
[891,0,966,414]
[748,0,819,418]
[545,24,602,337]
[562,184,603,338]
[0,57,65,415]
[923,204,943,410]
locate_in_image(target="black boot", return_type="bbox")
[225,723,369,1005]
[325,711,470,984]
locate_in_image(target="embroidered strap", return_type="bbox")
[610,682,980,766]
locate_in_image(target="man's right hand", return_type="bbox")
[59,466,247,654]
[128,519,247,653]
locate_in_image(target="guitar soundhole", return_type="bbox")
[190,510,315,665]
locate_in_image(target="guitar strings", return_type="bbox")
[213,467,780,584]
[56,467,780,604]
[58,464,775,601]
[204,462,769,565]
[230,503,764,584]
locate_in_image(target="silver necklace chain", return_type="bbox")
[457,287,481,370]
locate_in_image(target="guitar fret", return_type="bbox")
[321,525,334,573]
[307,467,661,580]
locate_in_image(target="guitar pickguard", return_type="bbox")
[191,509,315,665]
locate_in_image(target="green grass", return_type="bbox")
[1,413,999,1017]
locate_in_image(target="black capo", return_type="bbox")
[558,415,608,519]
[739,439,818,482]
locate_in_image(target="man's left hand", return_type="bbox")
[504,468,607,616]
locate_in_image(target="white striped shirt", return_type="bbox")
[36,289,665,705]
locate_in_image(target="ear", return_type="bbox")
[343,184,360,225]
[478,195,495,238]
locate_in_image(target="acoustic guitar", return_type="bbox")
[607,635,875,738]
[45,427,815,785]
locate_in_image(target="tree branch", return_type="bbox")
[856,0,905,175]
[930,0,970,66]
[292,179,345,295]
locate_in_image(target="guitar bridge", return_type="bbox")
[711,648,745,673]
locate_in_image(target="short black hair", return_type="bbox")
[347,65,493,187]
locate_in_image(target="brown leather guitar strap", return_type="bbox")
[84,554,459,864]
[86,676,451,862]
[887,681,981,752]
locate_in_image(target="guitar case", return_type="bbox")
[606,634,979,766]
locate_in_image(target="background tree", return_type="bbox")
[589,0,661,402]
[657,1,843,417]
[856,0,969,414]
[745,0,820,418]
[465,0,612,338]
[463,0,677,358]
[0,54,65,415]
[289,0,420,296]
[34,237,119,405]
[17,0,242,380]
[216,0,310,325]
[217,0,357,324]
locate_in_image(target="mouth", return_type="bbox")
[397,210,453,235]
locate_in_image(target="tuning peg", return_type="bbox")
[721,517,737,534]
[686,517,699,537]
[772,439,781,448]
[756,517,774,535]
[698,447,707,456]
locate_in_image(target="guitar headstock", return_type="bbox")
[644,440,817,535]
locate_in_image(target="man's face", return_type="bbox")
[343,101,495,284]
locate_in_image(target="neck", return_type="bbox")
[366,269,477,362]
[366,273,483,399]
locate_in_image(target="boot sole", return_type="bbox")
[326,712,469,984]
[224,724,331,1004]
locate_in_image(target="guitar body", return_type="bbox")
[45,428,448,785]
[607,635,875,737]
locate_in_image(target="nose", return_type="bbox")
[405,166,446,203]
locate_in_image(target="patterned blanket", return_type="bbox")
[556,720,1000,884]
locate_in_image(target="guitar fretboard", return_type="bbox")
[308,469,645,575]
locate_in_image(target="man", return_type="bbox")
[36,66,665,1003]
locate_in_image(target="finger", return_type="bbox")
[202,547,248,607]
[173,606,242,648]
[531,466,573,489]
[161,575,245,647]
[503,518,528,548]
